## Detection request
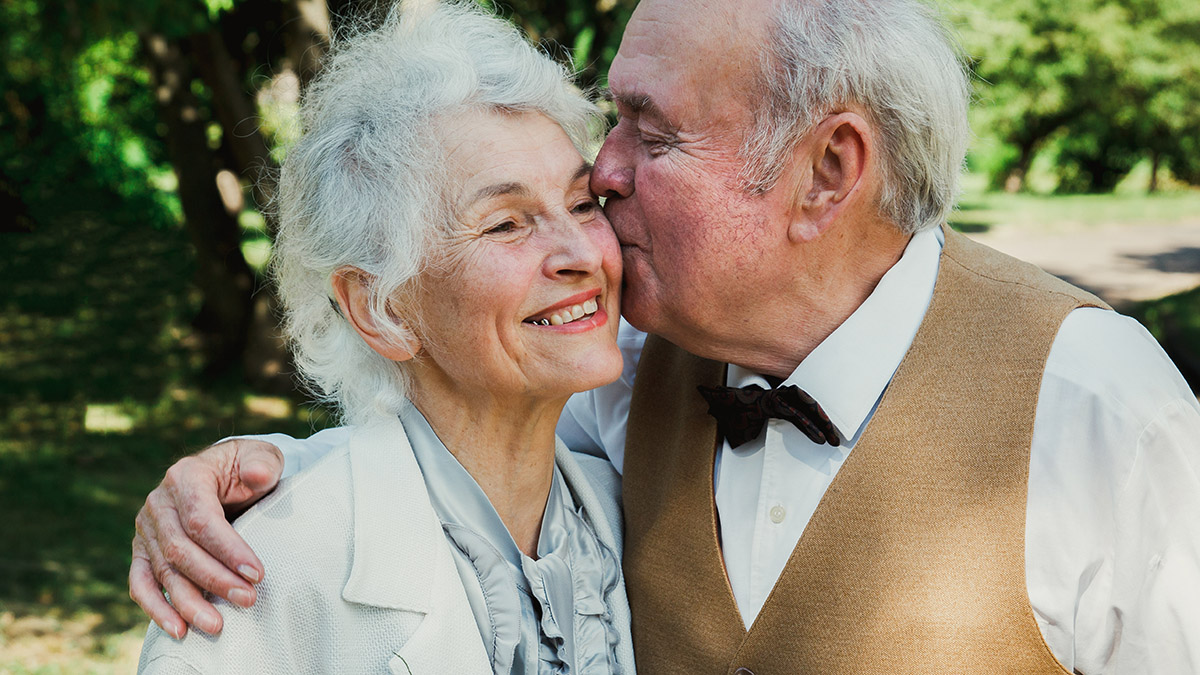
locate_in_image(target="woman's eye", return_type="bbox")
[571,199,600,215]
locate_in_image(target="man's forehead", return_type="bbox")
[612,0,773,86]
[610,0,770,124]
[623,0,773,42]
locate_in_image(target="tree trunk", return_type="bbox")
[143,33,255,379]
[1003,140,1037,193]
[190,30,277,227]
[1149,149,1161,194]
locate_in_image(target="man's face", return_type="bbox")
[592,0,798,353]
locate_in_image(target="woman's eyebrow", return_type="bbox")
[470,181,530,203]
[571,161,594,183]
[468,161,593,206]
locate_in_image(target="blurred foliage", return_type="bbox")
[950,0,1200,193]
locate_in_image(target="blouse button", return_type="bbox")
[769,504,786,524]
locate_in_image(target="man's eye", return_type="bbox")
[641,131,674,156]
[485,221,515,235]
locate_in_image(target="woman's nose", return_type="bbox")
[591,134,634,199]
[545,218,606,279]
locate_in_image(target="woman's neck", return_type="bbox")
[408,382,564,558]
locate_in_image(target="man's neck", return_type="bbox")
[715,224,913,379]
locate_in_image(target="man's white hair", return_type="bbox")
[273,0,599,424]
[741,0,971,234]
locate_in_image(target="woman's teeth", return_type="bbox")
[529,298,599,327]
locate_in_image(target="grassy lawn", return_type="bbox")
[952,173,1200,232]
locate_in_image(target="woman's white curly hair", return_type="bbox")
[273,0,600,424]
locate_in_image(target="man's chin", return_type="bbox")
[617,291,664,336]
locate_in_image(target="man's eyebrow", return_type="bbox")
[609,91,664,119]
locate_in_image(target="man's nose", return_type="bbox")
[591,134,635,199]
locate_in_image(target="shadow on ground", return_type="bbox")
[1124,247,1200,275]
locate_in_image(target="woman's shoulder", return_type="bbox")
[232,440,356,553]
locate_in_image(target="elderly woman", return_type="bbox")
[137,3,634,673]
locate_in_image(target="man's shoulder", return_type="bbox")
[1046,307,1196,422]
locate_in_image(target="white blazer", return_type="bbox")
[138,417,634,674]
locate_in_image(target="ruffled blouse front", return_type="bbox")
[400,405,623,675]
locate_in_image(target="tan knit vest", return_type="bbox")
[621,227,1109,674]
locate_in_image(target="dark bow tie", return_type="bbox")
[697,383,840,449]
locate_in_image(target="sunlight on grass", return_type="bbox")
[243,395,293,419]
[0,611,144,675]
[83,405,135,434]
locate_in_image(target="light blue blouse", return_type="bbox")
[399,404,623,675]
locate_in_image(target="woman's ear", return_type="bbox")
[788,111,871,243]
[330,266,422,361]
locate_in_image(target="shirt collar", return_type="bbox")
[400,402,564,569]
[726,226,943,443]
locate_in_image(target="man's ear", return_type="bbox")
[788,112,871,243]
[330,266,421,361]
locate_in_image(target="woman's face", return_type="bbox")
[408,110,623,402]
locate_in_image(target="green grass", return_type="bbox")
[952,173,1200,233]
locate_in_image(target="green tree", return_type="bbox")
[952,0,1200,193]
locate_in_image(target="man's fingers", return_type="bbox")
[130,540,187,640]
[156,562,224,636]
[149,486,260,607]
[232,441,285,498]
[168,457,267,586]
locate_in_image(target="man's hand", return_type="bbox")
[130,438,284,639]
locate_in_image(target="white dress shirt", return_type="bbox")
[267,228,1200,674]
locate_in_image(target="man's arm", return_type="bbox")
[129,427,348,638]
[1028,308,1200,672]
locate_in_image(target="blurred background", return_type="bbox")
[1,0,1197,671]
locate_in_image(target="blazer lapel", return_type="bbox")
[342,418,491,674]
[342,418,442,611]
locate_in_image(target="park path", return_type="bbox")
[965,220,1200,310]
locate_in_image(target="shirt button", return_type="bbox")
[769,504,786,524]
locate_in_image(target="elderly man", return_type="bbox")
[131,0,1200,672]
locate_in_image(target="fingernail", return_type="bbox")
[170,622,186,640]
[237,564,261,582]
[228,587,253,608]
[195,609,221,634]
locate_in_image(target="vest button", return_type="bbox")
[734,669,755,675]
